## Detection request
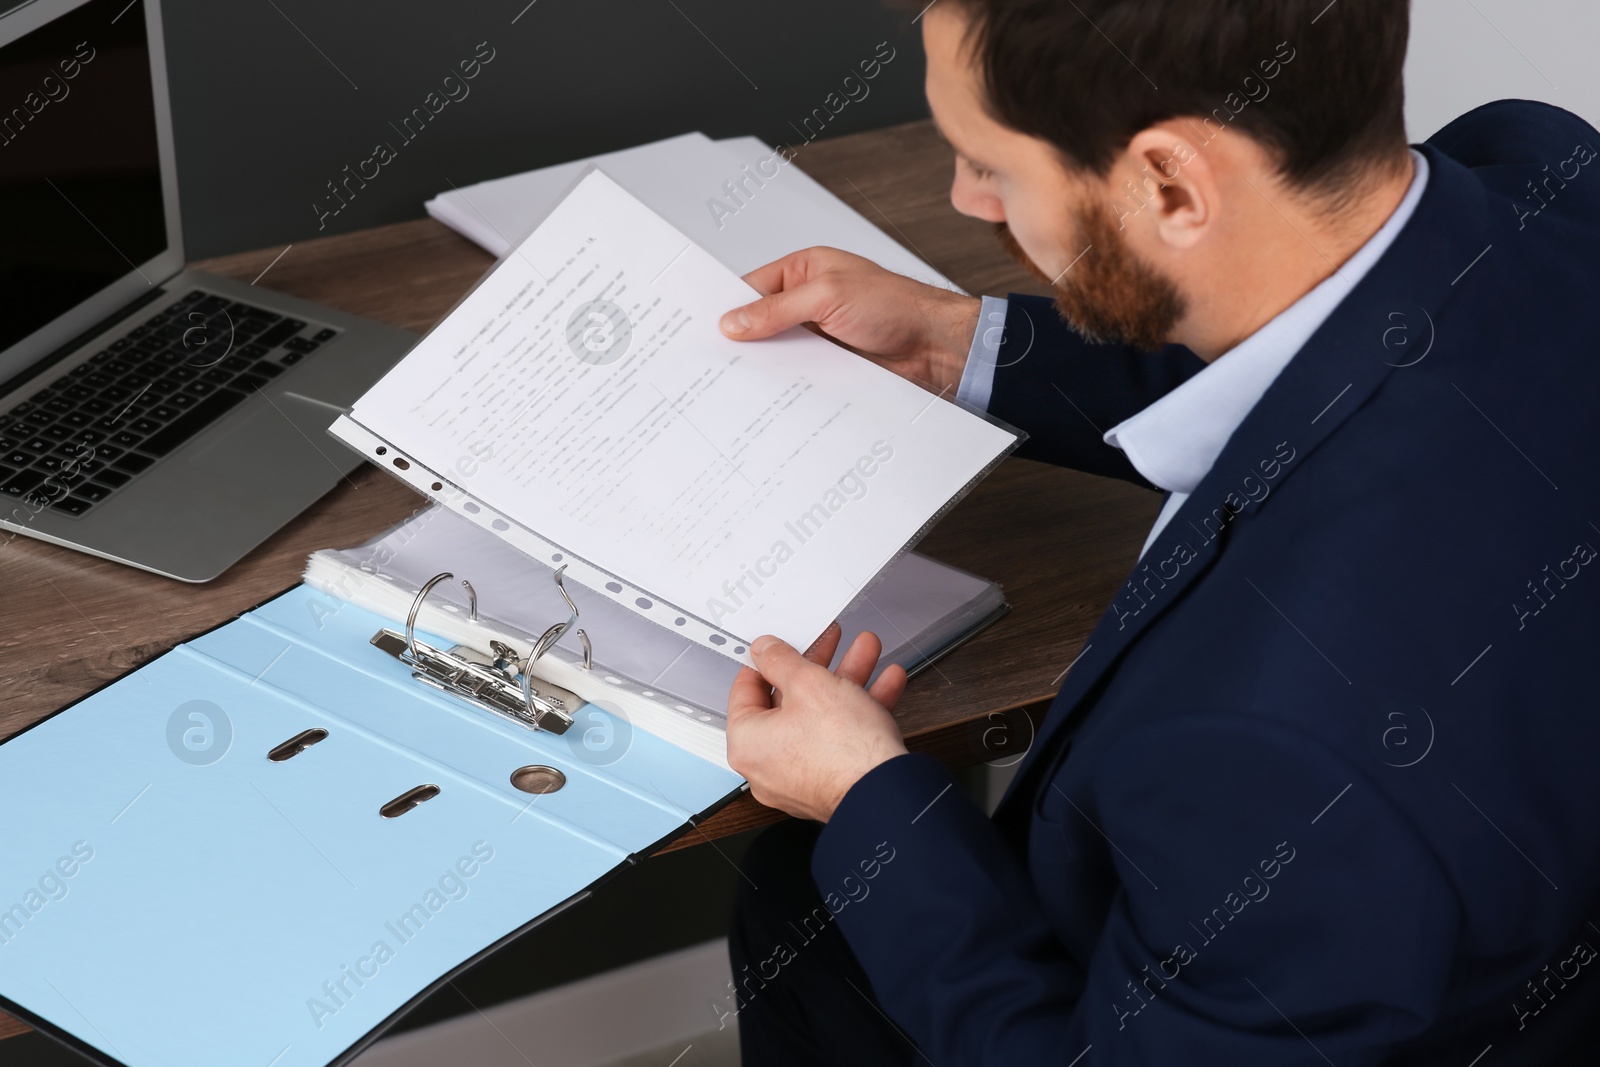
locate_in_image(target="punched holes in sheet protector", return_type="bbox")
[511,765,567,794]
[379,784,440,819]
[267,728,328,762]
[392,457,410,470]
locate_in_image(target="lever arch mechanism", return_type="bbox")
[370,568,596,735]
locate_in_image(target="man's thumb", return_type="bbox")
[720,287,818,341]
[750,634,809,688]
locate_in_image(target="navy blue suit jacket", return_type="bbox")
[814,100,1600,1065]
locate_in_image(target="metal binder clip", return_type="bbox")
[370,571,579,734]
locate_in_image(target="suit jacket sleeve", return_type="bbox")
[985,294,1206,486]
[813,722,1460,1065]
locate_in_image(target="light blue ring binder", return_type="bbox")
[0,583,744,1067]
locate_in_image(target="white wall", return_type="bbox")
[1406,0,1598,138]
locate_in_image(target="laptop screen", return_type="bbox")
[0,0,166,358]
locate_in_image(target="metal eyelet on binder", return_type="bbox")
[369,570,586,735]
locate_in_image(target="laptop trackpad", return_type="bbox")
[188,391,355,487]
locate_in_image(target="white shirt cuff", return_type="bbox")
[955,295,1009,412]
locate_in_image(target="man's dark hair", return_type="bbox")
[941,0,1411,196]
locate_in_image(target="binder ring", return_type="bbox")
[406,571,460,660]
[524,565,594,672]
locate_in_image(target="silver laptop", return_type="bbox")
[0,0,416,581]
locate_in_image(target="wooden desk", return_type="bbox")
[0,120,1158,1042]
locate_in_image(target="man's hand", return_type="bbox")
[719,247,980,396]
[726,622,911,822]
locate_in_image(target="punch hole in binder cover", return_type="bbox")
[0,576,744,1067]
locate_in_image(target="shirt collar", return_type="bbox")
[1104,149,1430,495]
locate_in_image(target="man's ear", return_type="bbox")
[1122,124,1215,250]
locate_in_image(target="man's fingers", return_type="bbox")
[724,248,868,341]
[739,246,861,298]
[749,634,818,692]
[739,250,815,297]
[727,664,775,724]
[803,621,843,667]
[721,281,838,342]
[868,663,909,712]
[836,630,884,687]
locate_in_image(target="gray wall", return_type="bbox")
[161,0,929,260]
[160,0,1600,263]
[1406,0,1597,142]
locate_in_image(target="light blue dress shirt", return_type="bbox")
[955,149,1430,556]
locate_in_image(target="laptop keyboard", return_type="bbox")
[0,289,338,518]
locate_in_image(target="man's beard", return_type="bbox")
[995,205,1186,352]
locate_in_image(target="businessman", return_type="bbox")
[717,0,1600,1063]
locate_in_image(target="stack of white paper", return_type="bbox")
[425,132,960,290]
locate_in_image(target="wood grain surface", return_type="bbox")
[0,119,1157,1042]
